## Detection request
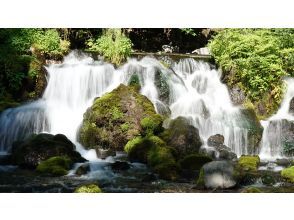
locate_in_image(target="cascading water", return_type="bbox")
[0,51,259,158]
[259,78,294,159]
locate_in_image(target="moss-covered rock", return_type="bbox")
[281,166,294,183]
[238,155,260,171]
[79,84,163,151]
[11,133,86,168]
[0,99,20,113]
[234,155,261,186]
[124,135,179,180]
[160,116,202,159]
[36,156,72,176]
[74,184,102,193]
[179,154,212,171]
[238,109,263,154]
[241,187,262,193]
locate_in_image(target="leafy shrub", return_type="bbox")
[209,29,294,117]
[86,29,132,65]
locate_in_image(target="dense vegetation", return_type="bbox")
[209,29,294,118]
[0,29,70,102]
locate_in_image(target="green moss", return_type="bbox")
[242,187,262,193]
[153,162,179,181]
[238,155,260,171]
[281,166,294,183]
[140,115,164,135]
[0,100,20,113]
[79,84,160,150]
[124,136,143,153]
[74,184,102,193]
[120,122,130,132]
[147,146,175,167]
[196,168,205,188]
[36,156,72,176]
[179,154,212,171]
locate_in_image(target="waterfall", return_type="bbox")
[259,78,294,159]
[0,51,258,157]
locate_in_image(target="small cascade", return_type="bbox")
[0,52,264,158]
[259,78,294,159]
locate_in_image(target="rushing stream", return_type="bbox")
[0,51,294,161]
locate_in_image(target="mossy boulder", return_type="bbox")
[241,187,262,193]
[124,135,179,180]
[238,155,260,171]
[281,166,294,183]
[234,155,261,185]
[79,84,164,151]
[11,133,86,168]
[161,117,203,159]
[74,184,102,193]
[36,156,72,176]
[179,154,212,171]
[238,109,263,154]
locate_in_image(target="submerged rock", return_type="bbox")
[75,163,90,176]
[79,84,163,151]
[161,117,202,158]
[11,133,85,168]
[196,161,236,189]
[111,161,130,171]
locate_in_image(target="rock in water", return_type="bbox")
[239,108,263,154]
[289,97,294,115]
[11,133,85,168]
[207,134,224,147]
[161,117,202,158]
[79,84,163,151]
[197,161,236,189]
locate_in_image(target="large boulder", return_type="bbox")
[36,156,72,176]
[124,135,179,180]
[207,134,224,147]
[79,84,163,151]
[281,166,294,183]
[196,161,236,189]
[161,117,203,158]
[238,108,263,154]
[11,133,85,168]
[266,119,294,156]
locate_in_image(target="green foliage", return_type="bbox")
[242,187,262,193]
[180,28,197,37]
[86,29,132,65]
[209,29,294,116]
[281,166,294,183]
[0,29,70,99]
[74,184,102,193]
[238,155,260,171]
[36,156,72,176]
[140,115,163,135]
[124,136,143,153]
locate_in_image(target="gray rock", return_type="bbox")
[207,134,224,147]
[75,163,90,176]
[95,148,116,159]
[289,97,294,115]
[229,86,245,105]
[200,161,236,189]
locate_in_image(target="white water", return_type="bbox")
[0,52,263,158]
[259,78,294,159]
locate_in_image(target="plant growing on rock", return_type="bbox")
[86,29,132,66]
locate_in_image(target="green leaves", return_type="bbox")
[86,29,132,65]
[209,29,294,108]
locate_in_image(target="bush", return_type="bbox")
[86,29,132,65]
[209,29,294,117]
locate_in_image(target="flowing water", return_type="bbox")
[0,52,294,160]
[259,78,294,159]
[0,51,256,158]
